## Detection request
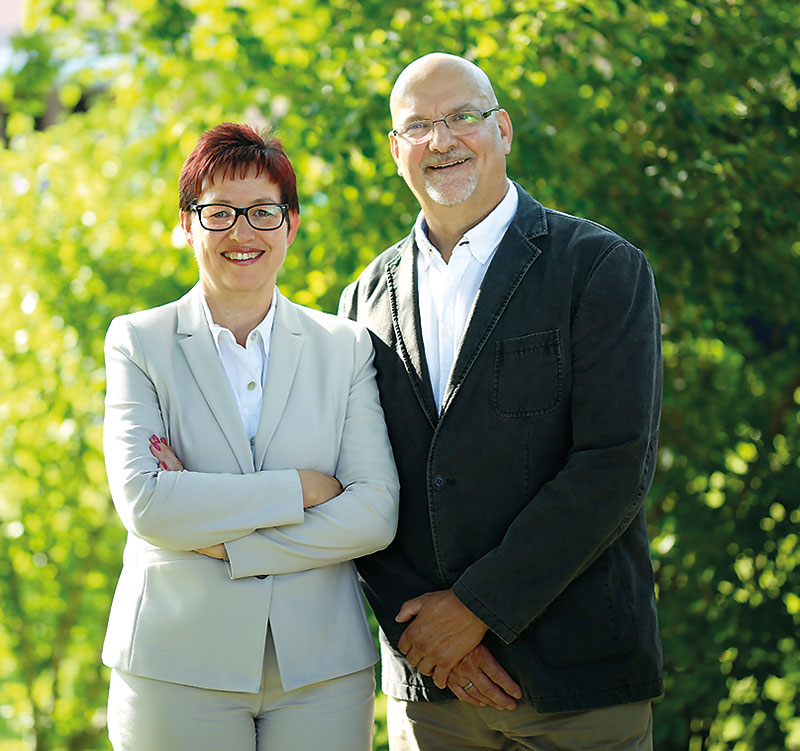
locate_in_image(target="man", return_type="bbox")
[339,52,663,750]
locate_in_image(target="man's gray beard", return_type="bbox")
[424,173,478,206]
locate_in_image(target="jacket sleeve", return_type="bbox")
[452,241,663,643]
[223,327,400,578]
[103,316,306,551]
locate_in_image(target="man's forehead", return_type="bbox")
[391,82,487,117]
[392,99,482,124]
[390,62,494,119]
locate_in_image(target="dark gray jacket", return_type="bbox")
[339,183,664,713]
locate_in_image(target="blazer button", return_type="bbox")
[432,475,446,490]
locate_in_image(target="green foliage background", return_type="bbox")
[1,1,798,749]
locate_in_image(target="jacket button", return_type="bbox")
[432,475,446,490]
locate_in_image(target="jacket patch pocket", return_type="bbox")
[493,330,562,417]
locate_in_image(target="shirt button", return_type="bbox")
[250,332,257,341]
[432,475,446,490]
[247,381,256,391]
[250,436,256,446]
[444,328,453,338]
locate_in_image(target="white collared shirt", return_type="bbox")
[415,180,518,413]
[201,288,279,455]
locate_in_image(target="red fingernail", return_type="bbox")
[161,437,167,443]
[153,443,161,451]
[160,461,167,469]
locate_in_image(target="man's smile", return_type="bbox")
[427,157,470,170]
[425,156,470,170]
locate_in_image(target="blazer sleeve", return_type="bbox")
[103,316,306,551]
[338,277,440,644]
[223,325,400,578]
[453,242,663,643]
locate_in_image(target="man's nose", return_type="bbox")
[428,119,458,151]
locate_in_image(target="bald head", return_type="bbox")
[390,53,498,119]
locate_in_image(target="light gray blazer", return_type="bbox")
[102,284,399,693]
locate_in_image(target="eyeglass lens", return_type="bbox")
[198,205,284,230]
[403,111,484,142]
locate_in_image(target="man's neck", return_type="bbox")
[424,226,462,264]
[422,182,509,263]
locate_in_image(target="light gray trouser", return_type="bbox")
[107,631,375,751]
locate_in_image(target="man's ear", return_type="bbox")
[389,133,403,176]
[497,109,513,155]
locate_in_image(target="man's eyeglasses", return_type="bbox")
[190,203,289,231]
[390,108,501,144]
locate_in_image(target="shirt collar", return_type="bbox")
[200,288,279,357]
[414,179,518,269]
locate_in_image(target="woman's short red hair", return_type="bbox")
[178,122,299,215]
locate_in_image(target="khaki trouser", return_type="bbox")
[388,695,652,751]
[107,630,375,751]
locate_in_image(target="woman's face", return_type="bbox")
[180,168,299,307]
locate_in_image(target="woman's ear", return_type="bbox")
[286,212,301,246]
[180,211,193,248]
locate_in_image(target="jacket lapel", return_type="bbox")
[176,285,253,473]
[385,237,438,426]
[441,187,548,415]
[254,295,303,469]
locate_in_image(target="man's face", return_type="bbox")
[389,63,512,217]
[181,168,299,305]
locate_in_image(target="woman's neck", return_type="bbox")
[204,288,273,347]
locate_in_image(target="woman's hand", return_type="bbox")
[194,544,228,560]
[149,435,227,560]
[149,435,183,471]
[297,469,343,509]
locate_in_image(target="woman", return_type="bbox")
[102,122,399,751]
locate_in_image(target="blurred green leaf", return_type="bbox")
[1,0,798,749]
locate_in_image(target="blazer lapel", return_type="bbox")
[386,238,438,426]
[176,285,253,473]
[254,295,303,469]
[441,189,547,414]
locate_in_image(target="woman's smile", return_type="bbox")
[221,247,265,264]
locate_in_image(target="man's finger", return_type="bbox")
[395,596,424,623]
[398,629,420,657]
[432,663,454,689]
[470,673,517,711]
[448,681,485,707]
[415,656,436,677]
[479,652,523,700]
